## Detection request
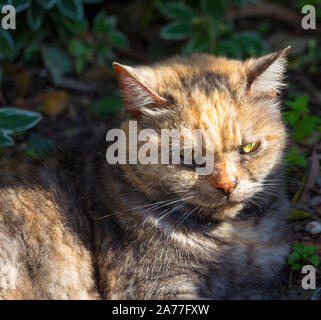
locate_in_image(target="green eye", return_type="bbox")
[241,142,260,154]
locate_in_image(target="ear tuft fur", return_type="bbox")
[246,46,291,97]
[113,62,168,116]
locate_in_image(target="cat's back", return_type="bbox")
[0,156,99,299]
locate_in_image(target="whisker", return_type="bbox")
[144,198,193,233]
[172,205,198,228]
[95,196,192,221]
[179,206,201,226]
[245,198,266,210]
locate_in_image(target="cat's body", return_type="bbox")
[96,158,290,299]
[0,50,291,299]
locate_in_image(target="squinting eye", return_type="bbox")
[241,142,260,154]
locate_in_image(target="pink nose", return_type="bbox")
[210,174,238,194]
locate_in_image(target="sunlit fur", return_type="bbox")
[0,51,291,300]
[118,53,287,219]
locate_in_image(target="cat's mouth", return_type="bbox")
[183,190,243,209]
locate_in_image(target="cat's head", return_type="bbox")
[113,48,290,219]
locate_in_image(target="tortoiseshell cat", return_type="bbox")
[0,47,291,299]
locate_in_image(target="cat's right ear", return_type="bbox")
[112,62,168,117]
[246,46,291,97]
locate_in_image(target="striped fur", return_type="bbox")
[0,50,291,299]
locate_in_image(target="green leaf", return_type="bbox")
[93,11,117,34]
[12,0,30,13]
[157,1,196,21]
[283,110,301,126]
[27,2,44,30]
[290,209,310,221]
[56,0,83,21]
[294,116,321,141]
[41,45,72,82]
[109,30,129,49]
[291,263,302,271]
[231,32,267,57]
[288,251,300,265]
[0,129,14,147]
[91,95,122,115]
[293,243,305,252]
[217,40,242,58]
[160,21,192,41]
[68,39,93,58]
[201,0,225,19]
[285,95,309,113]
[26,132,55,155]
[304,244,318,255]
[96,42,114,63]
[14,29,46,48]
[286,146,306,167]
[310,254,320,267]
[36,0,56,10]
[0,107,42,134]
[183,34,209,54]
[23,43,40,64]
[0,29,15,59]
[61,16,88,34]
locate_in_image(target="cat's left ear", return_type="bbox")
[113,62,168,117]
[246,46,291,97]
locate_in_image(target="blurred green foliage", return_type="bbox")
[284,95,321,169]
[288,243,320,271]
[0,0,130,148]
[0,107,42,147]
[25,132,56,155]
[91,94,122,115]
[156,0,267,57]
[0,0,320,165]
[284,95,321,142]
[0,0,129,82]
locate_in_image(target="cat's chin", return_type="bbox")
[190,191,243,206]
[207,202,245,220]
[189,195,243,210]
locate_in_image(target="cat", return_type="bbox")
[0,47,291,299]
